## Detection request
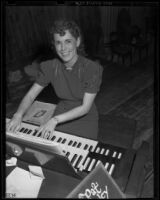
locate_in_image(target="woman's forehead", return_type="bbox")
[54,30,75,40]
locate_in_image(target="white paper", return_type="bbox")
[6,157,17,167]
[6,167,43,198]
[29,172,44,181]
[28,165,45,179]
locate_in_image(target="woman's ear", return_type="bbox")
[76,37,81,48]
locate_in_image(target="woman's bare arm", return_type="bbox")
[37,93,97,139]
[7,83,44,132]
[53,93,97,123]
[14,83,44,117]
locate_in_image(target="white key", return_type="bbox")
[83,157,91,170]
[76,159,82,170]
[90,145,97,152]
[118,152,122,159]
[68,153,74,162]
[112,151,117,158]
[95,147,101,153]
[108,164,115,175]
[76,156,84,170]
[105,149,110,156]
[88,159,96,172]
[104,162,109,170]
[95,160,101,167]
[78,164,84,171]
[100,148,105,154]
[72,155,80,167]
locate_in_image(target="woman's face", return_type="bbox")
[54,30,80,66]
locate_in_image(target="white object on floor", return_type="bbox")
[6,167,43,198]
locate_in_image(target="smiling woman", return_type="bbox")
[50,20,82,69]
[7,19,103,140]
[53,29,80,69]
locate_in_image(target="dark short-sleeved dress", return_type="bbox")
[36,55,103,139]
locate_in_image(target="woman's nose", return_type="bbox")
[61,43,66,51]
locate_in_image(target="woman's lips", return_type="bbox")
[61,52,69,56]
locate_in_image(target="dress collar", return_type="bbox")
[62,55,81,72]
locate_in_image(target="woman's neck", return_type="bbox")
[64,55,78,70]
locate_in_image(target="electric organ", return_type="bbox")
[6,118,149,198]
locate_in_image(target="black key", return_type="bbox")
[84,144,88,150]
[68,140,73,146]
[77,142,82,148]
[66,152,70,157]
[91,159,97,171]
[62,138,66,144]
[32,130,38,136]
[82,156,88,165]
[25,129,30,134]
[19,127,25,132]
[71,154,77,164]
[51,136,56,141]
[85,158,92,171]
[27,129,32,135]
[88,145,93,151]
[23,128,29,133]
[74,155,83,169]
[106,163,111,173]
[57,137,62,143]
[37,132,42,137]
[72,141,77,147]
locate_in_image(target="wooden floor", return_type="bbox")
[6,51,155,197]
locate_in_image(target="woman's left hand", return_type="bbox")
[36,118,58,140]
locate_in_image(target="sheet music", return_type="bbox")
[6,167,43,198]
[23,100,56,125]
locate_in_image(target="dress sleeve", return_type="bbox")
[35,60,52,87]
[83,61,103,93]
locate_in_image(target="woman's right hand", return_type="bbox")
[6,113,22,133]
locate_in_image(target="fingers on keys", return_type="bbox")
[7,121,21,133]
[36,127,53,139]
[48,132,54,140]
[36,127,44,137]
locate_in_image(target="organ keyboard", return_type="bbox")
[6,118,125,177]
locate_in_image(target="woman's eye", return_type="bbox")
[66,40,71,44]
[55,41,60,45]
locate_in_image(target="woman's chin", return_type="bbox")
[60,56,71,63]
